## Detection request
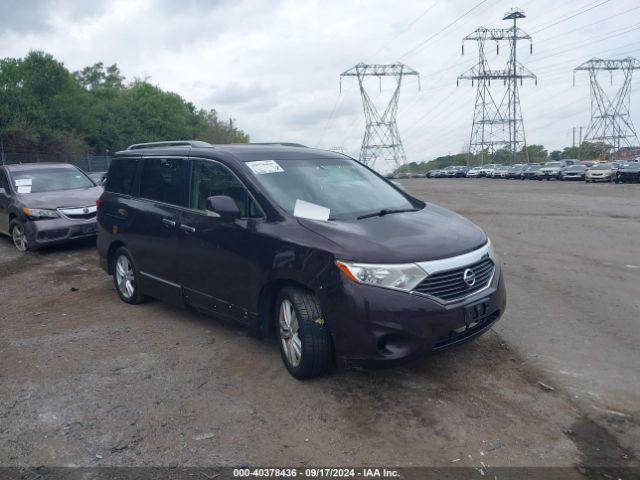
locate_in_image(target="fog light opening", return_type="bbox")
[377,334,413,357]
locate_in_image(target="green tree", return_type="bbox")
[0,51,250,156]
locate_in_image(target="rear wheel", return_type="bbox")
[276,287,332,379]
[9,219,28,252]
[112,247,146,305]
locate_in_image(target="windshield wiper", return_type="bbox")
[357,208,419,220]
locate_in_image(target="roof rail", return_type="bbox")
[249,142,308,148]
[127,140,213,150]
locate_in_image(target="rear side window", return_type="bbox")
[106,158,137,195]
[140,158,186,206]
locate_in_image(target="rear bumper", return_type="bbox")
[24,217,97,248]
[320,262,506,369]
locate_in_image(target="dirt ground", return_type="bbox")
[0,179,639,474]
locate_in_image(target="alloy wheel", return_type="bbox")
[115,255,135,299]
[279,299,302,367]
[12,224,27,252]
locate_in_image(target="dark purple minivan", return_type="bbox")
[97,141,506,379]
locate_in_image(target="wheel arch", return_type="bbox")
[254,278,315,339]
[106,240,127,275]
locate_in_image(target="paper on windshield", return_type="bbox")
[293,199,330,221]
[246,160,284,175]
[15,178,32,193]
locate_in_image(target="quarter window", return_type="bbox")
[0,170,9,192]
[190,160,262,218]
[105,158,137,195]
[139,158,185,206]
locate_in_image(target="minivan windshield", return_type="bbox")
[245,158,415,220]
[10,167,95,193]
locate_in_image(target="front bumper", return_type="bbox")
[23,217,97,248]
[320,263,506,368]
[586,174,612,182]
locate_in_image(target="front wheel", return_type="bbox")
[10,219,29,252]
[276,287,332,379]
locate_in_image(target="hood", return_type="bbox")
[297,203,487,264]
[16,186,103,209]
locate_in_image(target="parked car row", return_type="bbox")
[400,160,640,183]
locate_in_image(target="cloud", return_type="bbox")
[1,0,639,169]
[0,0,108,33]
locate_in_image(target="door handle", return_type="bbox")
[117,208,129,217]
[180,224,196,233]
[162,218,176,228]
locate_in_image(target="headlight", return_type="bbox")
[486,237,498,261]
[23,207,59,219]
[335,261,427,292]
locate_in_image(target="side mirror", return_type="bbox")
[206,195,241,221]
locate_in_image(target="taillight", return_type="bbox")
[96,199,102,208]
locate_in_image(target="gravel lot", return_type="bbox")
[0,179,638,474]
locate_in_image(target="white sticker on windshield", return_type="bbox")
[293,199,330,221]
[246,160,284,175]
[15,179,32,186]
[17,185,31,193]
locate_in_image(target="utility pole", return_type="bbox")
[574,57,640,160]
[341,63,420,173]
[458,9,536,166]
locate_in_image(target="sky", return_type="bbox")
[1,0,639,171]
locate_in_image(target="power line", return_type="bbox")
[315,89,347,147]
[398,0,492,61]
[368,0,443,60]
[528,25,640,65]
[535,4,640,43]
[530,0,612,35]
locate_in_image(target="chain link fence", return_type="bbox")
[1,152,111,172]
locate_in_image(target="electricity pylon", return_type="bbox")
[341,63,419,172]
[574,57,640,158]
[458,8,536,165]
[458,28,511,166]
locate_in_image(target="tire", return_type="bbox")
[112,247,146,305]
[276,286,332,379]
[9,219,29,252]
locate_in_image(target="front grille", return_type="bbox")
[433,311,500,349]
[58,206,97,220]
[412,258,495,302]
[37,229,69,241]
[64,212,97,220]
